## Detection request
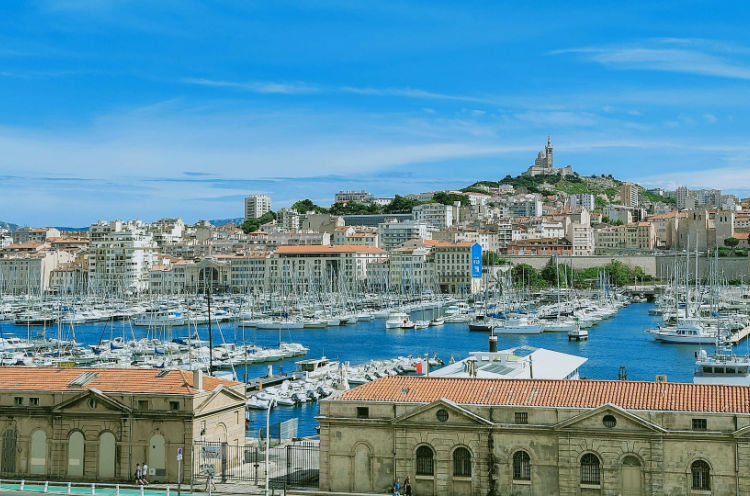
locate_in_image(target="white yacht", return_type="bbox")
[646,319,717,344]
[694,330,750,385]
[385,311,413,329]
[495,315,544,334]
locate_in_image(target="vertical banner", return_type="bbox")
[471,243,482,278]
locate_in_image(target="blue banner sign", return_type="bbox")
[471,243,482,278]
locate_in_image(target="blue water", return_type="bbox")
[3,303,746,438]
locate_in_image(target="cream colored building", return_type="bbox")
[595,222,656,251]
[0,368,244,483]
[320,375,750,496]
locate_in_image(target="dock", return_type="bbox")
[729,325,750,345]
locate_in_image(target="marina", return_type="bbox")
[4,295,750,437]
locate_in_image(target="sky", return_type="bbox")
[1,1,750,226]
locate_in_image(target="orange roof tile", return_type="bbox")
[735,232,749,240]
[276,245,385,254]
[0,367,239,395]
[333,376,750,413]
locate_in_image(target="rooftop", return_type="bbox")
[276,244,385,255]
[0,367,239,395]
[334,375,750,413]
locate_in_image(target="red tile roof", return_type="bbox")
[0,367,239,395]
[334,376,750,413]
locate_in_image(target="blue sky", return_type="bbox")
[1,1,750,226]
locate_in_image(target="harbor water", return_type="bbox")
[2,303,744,437]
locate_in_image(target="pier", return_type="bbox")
[729,325,750,345]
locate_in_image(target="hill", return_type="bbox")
[467,173,674,211]
[0,221,18,231]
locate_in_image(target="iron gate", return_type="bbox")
[193,441,318,487]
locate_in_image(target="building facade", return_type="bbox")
[595,222,656,251]
[88,221,157,294]
[244,195,271,220]
[0,368,244,484]
[412,203,453,230]
[320,375,750,496]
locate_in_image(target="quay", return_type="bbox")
[729,325,750,345]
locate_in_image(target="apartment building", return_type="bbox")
[412,203,453,230]
[595,222,656,251]
[244,194,271,220]
[378,220,431,251]
[88,220,157,294]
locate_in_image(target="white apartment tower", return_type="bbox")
[244,195,272,220]
[88,220,158,294]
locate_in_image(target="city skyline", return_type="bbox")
[1,1,750,225]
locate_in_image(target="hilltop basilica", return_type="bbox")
[522,135,574,177]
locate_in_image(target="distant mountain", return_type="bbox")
[0,221,18,231]
[208,217,244,227]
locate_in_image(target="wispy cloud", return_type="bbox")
[552,39,750,80]
[181,77,491,103]
[182,78,319,95]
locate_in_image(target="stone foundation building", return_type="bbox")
[319,375,750,495]
[0,368,245,483]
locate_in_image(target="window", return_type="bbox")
[356,407,369,419]
[169,401,180,411]
[514,412,528,424]
[138,400,149,410]
[692,418,707,431]
[436,409,449,422]
[603,415,617,428]
[13,397,23,406]
[453,448,471,477]
[691,460,710,490]
[416,446,434,476]
[580,453,601,485]
[29,397,39,406]
[513,451,531,481]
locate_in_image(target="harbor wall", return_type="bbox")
[504,255,750,280]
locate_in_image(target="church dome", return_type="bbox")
[538,151,545,158]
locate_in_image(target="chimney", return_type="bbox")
[489,332,498,353]
[193,369,203,391]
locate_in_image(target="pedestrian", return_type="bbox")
[404,476,412,496]
[134,463,144,485]
[393,477,401,496]
[141,462,150,485]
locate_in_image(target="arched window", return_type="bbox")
[580,453,601,485]
[691,460,710,490]
[416,446,434,476]
[513,451,531,481]
[453,447,471,477]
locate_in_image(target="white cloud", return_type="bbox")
[552,43,750,80]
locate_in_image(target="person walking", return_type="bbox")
[134,463,144,485]
[393,477,401,496]
[403,476,413,496]
[141,462,150,485]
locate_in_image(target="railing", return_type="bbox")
[0,480,186,496]
[192,441,318,488]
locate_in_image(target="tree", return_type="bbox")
[240,210,276,234]
[291,199,327,214]
[482,251,508,266]
[724,237,740,248]
[433,192,469,206]
[383,195,425,214]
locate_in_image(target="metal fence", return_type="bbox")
[192,441,318,488]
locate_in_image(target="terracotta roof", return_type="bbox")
[423,240,474,248]
[0,367,239,395]
[333,376,750,413]
[735,232,749,240]
[276,245,385,254]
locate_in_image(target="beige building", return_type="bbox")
[423,241,481,294]
[332,226,379,247]
[0,368,244,483]
[244,194,271,221]
[269,245,387,292]
[674,209,735,252]
[619,182,639,208]
[320,375,750,495]
[595,222,656,251]
[0,246,74,294]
